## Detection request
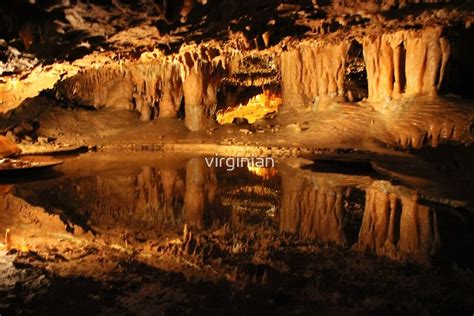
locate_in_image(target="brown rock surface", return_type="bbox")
[0,135,20,158]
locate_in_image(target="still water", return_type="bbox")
[4,152,473,268]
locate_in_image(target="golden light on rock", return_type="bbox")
[216,91,282,125]
[247,165,278,180]
[19,243,29,253]
[5,228,11,250]
[0,0,473,313]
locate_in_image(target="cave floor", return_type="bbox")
[0,152,473,315]
[14,95,473,158]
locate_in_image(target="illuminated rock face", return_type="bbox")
[281,41,350,111]
[363,27,451,103]
[54,46,224,130]
[216,91,281,125]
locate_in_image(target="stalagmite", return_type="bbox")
[158,63,183,118]
[281,40,350,111]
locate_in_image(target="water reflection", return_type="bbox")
[355,182,440,264]
[3,153,473,267]
[279,174,348,245]
[184,158,218,229]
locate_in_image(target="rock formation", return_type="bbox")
[363,27,451,103]
[281,41,350,110]
[52,45,225,130]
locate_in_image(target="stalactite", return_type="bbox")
[362,27,451,103]
[129,64,160,120]
[159,62,183,118]
[179,45,224,131]
[55,44,225,130]
[281,40,350,111]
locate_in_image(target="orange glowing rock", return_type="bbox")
[247,165,278,180]
[216,91,282,124]
[19,244,29,253]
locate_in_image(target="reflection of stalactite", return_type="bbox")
[281,40,350,110]
[78,166,186,228]
[183,158,218,228]
[354,182,441,264]
[279,174,347,245]
[161,169,186,226]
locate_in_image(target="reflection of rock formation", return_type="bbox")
[92,166,186,227]
[161,169,186,226]
[12,158,224,232]
[11,165,187,232]
[135,167,186,226]
[183,158,218,228]
[279,173,348,245]
[277,166,473,266]
[354,181,441,265]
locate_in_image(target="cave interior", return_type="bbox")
[0,0,473,315]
